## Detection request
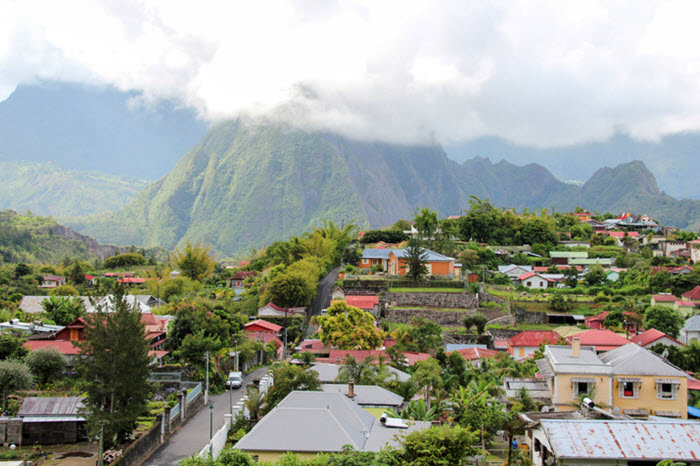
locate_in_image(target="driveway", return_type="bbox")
[144,367,269,465]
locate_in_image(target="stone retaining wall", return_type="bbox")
[112,418,163,466]
[382,292,478,309]
[386,307,504,326]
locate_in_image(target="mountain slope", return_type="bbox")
[0,160,147,217]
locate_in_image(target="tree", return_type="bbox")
[0,360,33,411]
[643,305,685,339]
[172,240,215,281]
[41,295,85,326]
[14,263,32,278]
[76,285,152,446]
[315,301,386,350]
[584,264,607,286]
[0,332,28,360]
[414,207,439,243]
[103,252,146,268]
[402,237,428,281]
[399,424,480,466]
[258,271,316,308]
[264,364,321,411]
[405,317,443,352]
[385,398,438,421]
[25,347,67,385]
[563,267,579,288]
[412,358,443,409]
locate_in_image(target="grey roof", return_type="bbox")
[545,345,610,375]
[311,363,410,383]
[539,419,700,460]
[235,391,429,453]
[497,265,532,274]
[19,296,91,314]
[361,249,393,259]
[18,397,84,417]
[320,384,404,407]
[363,419,432,452]
[599,343,689,378]
[682,314,700,331]
[445,344,486,352]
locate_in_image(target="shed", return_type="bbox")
[17,397,86,444]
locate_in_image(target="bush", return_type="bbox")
[25,348,68,385]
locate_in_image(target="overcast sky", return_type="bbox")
[3,0,700,147]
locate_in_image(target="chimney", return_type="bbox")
[572,337,580,358]
[348,381,355,399]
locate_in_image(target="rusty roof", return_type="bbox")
[18,397,85,417]
[539,419,700,460]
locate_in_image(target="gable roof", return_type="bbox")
[320,384,404,407]
[344,295,379,309]
[447,347,500,361]
[497,265,533,274]
[245,319,282,333]
[18,396,85,417]
[630,328,682,347]
[652,293,678,302]
[517,272,553,282]
[599,343,689,377]
[566,329,630,351]
[509,331,561,348]
[682,314,700,332]
[310,363,410,384]
[682,285,700,300]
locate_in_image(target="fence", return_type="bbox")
[186,383,202,404]
[170,402,181,421]
[197,419,231,460]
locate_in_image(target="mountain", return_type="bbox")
[444,131,700,200]
[0,160,148,217]
[69,121,700,257]
[0,81,209,179]
[0,209,157,264]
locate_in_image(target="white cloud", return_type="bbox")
[2,0,700,146]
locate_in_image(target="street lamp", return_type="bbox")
[209,403,214,457]
[204,351,209,404]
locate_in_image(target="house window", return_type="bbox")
[519,348,525,357]
[362,259,369,265]
[526,281,532,287]
[573,381,592,397]
[619,381,639,398]
[656,382,678,400]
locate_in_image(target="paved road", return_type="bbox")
[144,367,269,466]
[305,265,340,337]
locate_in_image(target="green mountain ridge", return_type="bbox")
[0,160,148,217]
[65,121,700,257]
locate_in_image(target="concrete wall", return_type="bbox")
[612,375,687,419]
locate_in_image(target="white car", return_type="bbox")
[225,371,243,389]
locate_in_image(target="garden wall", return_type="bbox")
[382,291,479,309]
[386,307,504,326]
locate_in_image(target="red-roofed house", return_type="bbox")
[226,271,257,288]
[39,275,66,289]
[343,295,379,312]
[572,211,593,222]
[565,329,630,352]
[584,311,641,332]
[257,302,307,318]
[244,319,284,359]
[117,277,149,286]
[674,300,696,317]
[518,272,554,289]
[508,331,562,359]
[630,329,684,349]
[650,293,679,307]
[447,347,500,367]
[23,314,168,363]
[682,286,700,305]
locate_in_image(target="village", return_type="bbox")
[0,207,699,465]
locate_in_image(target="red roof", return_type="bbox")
[23,340,80,355]
[509,331,561,348]
[245,319,282,333]
[567,330,630,351]
[117,277,148,284]
[447,347,500,361]
[85,275,95,280]
[600,231,639,238]
[682,286,700,301]
[262,302,286,312]
[688,375,700,391]
[652,294,678,302]
[676,300,695,307]
[630,329,683,347]
[344,295,379,310]
[517,272,553,282]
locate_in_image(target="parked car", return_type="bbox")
[226,371,243,389]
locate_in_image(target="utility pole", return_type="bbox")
[97,420,105,466]
[209,403,214,457]
[205,351,209,404]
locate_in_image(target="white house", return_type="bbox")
[518,272,553,289]
[680,315,700,345]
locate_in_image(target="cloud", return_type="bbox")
[3,0,700,146]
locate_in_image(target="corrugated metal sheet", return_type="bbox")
[20,416,84,423]
[541,419,700,460]
[18,397,84,416]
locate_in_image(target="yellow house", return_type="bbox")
[538,339,689,418]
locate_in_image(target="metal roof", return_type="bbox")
[320,384,404,407]
[540,419,700,460]
[18,397,85,416]
[682,315,700,332]
[20,416,84,423]
[599,343,689,378]
[310,363,410,383]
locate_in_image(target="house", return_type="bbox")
[234,391,431,462]
[497,265,533,279]
[583,310,640,332]
[651,293,678,307]
[447,346,500,367]
[507,331,561,360]
[537,340,689,417]
[682,285,700,305]
[549,251,588,265]
[226,271,257,288]
[320,383,404,409]
[17,396,87,444]
[85,294,152,313]
[517,272,554,289]
[565,329,630,352]
[39,275,66,289]
[244,319,284,359]
[680,315,700,344]
[527,419,700,466]
[674,300,696,317]
[257,302,307,318]
[330,286,346,300]
[359,248,459,277]
[571,210,593,222]
[296,339,331,358]
[630,328,684,348]
[310,362,410,384]
[117,277,149,286]
[23,314,169,363]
